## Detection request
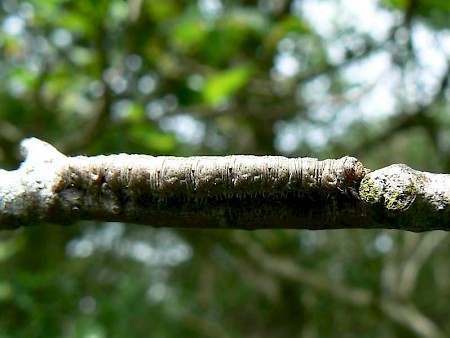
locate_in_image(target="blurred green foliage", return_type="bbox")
[0,0,449,337]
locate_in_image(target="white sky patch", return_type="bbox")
[274,53,301,78]
[138,74,158,95]
[413,24,447,77]
[291,0,399,138]
[124,234,192,266]
[350,51,392,84]
[374,232,393,254]
[341,51,398,120]
[299,0,394,41]
[198,0,223,19]
[326,42,347,65]
[307,52,395,123]
[274,119,331,154]
[2,15,25,35]
[297,0,336,38]
[358,79,398,121]
[66,224,192,267]
[146,100,165,120]
[274,121,300,153]
[66,238,94,258]
[159,114,205,145]
[302,122,330,149]
[436,29,450,57]
[411,24,449,104]
[301,75,331,106]
[341,0,395,41]
[275,49,400,153]
[51,29,73,48]
[103,68,129,94]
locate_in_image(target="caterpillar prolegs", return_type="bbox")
[64,155,369,201]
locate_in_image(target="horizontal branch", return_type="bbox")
[0,138,449,232]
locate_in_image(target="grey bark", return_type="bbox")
[0,138,449,232]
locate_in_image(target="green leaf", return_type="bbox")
[203,65,253,106]
[169,13,208,53]
[144,0,179,21]
[131,125,177,153]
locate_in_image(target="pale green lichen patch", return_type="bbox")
[359,176,382,204]
[383,182,417,210]
[359,164,418,211]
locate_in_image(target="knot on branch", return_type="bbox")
[359,164,418,211]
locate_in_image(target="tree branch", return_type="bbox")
[0,138,449,232]
[242,239,445,338]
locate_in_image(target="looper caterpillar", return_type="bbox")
[63,154,369,201]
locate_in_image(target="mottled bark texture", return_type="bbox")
[0,138,449,231]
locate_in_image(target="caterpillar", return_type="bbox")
[63,155,368,201]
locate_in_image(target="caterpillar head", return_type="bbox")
[343,156,370,182]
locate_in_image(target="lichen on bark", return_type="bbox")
[359,164,418,211]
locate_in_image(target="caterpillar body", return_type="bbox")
[64,155,368,202]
